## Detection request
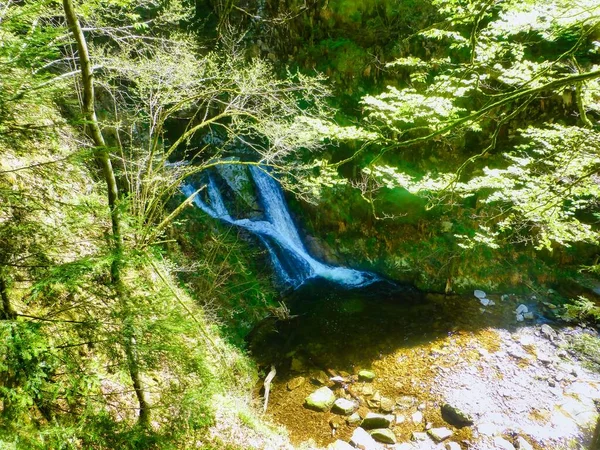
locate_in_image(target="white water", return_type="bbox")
[182,166,377,289]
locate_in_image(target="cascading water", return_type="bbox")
[182,165,377,289]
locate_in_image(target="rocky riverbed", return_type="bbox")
[250,282,600,449]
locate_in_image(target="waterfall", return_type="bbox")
[182,166,377,289]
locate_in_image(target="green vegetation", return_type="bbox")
[2,0,600,447]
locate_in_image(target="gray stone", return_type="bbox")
[474,290,487,299]
[350,427,379,449]
[541,324,558,341]
[328,440,355,450]
[427,427,453,442]
[361,412,394,429]
[494,437,516,450]
[332,398,358,415]
[411,411,423,424]
[516,304,528,315]
[287,376,305,391]
[370,428,397,444]
[359,370,376,382]
[347,412,362,425]
[411,432,428,441]
[304,387,336,412]
[441,403,474,427]
[516,436,533,450]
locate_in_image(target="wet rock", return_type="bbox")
[328,440,354,450]
[311,370,330,386]
[333,398,358,415]
[441,403,474,427]
[541,324,558,341]
[428,427,454,442]
[359,370,376,382]
[412,431,428,441]
[516,305,528,315]
[347,412,362,425]
[516,314,524,322]
[411,411,423,424]
[361,412,394,429]
[501,294,509,301]
[304,387,336,412]
[370,428,397,444]
[516,436,533,450]
[445,443,461,450]
[350,427,378,449]
[287,376,305,391]
[395,395,416,409]
[474,290,487,299]
[523,312,535,320]
[480,298,492,306]
[493,437,516,450]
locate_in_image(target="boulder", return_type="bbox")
[359,370,376,382]
[370,428,397,444]
[441,403,474,427]
[350,427,379,449]
[332,398,358,415]
[304,387,336,412]
[361,412,394,429]
[427,427,454,442]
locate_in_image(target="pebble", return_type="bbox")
[541,324,558,341]
[370,428,397,444]
[516,304,528,315]
[428,427,454,442]
[327,440,354,450]
[412,431,428,441]
[395,395,416,409]
[358,370,376,382]
[361,412,394,429]
[347,412,361,425]
[412,411,423,424]
[332,398,358,415]
[474,290,487,299]
[350,427,378,449]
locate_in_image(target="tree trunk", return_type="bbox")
[0,276,16,320]
[62,0,150,427]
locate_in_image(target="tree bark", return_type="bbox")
[62,0,149,427]
[0,276,16,320]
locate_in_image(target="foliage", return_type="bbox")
[561,296,600,325]
[352,0,600,253]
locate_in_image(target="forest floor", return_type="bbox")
[251,287,600,449]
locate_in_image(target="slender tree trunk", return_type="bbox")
[62,0,150,427]
[0,276,16,320]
